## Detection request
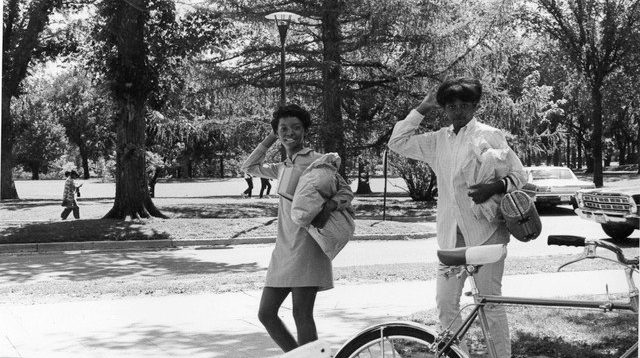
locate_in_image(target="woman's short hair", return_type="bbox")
[436,77,483,106]
[271,104,312,133]
[69,170,79,178]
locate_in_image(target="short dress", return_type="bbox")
[242,145,350,291]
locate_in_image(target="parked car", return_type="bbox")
[575,186,640,240]
[524,166,595,208]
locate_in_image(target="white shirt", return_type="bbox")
[388,109,526,249]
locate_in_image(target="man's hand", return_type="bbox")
[468,181,504,204]
[310,200,338,228]
[416,89,439,115]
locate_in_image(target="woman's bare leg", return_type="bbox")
[258,287,297,352]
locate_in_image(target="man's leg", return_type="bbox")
[474,256,510,357]
[61,208,72,219]
[435,227,469,351]
[72,207,80,219]
[435,263,467,346]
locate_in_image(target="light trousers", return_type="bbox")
[435,227,511,357]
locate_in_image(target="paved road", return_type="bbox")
[0,206,637,357]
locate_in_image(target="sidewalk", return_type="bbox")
[0,270,634,358]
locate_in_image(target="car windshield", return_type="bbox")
[529,168,576,180]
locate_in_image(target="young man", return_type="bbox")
[388,77,526,357]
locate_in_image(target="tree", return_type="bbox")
[49,69,115,179]
[95,0,165,219]
[208,0,503,182]
[530,0,640,187]
[2,0,62,199]
[13,95,68,179]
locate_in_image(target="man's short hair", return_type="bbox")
[436,77,483,106]
[271,104,312,133]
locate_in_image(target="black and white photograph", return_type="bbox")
[1,0,639,357]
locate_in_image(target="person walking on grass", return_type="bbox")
[61,170,82,220]
[241,104,354,352]
[242,173,254,198]
[259,177,272,198]
[388,77,526,357]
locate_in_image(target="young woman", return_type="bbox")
[241,104,353,352]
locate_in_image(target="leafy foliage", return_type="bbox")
[388,151,437,201]
[12,91,68,179]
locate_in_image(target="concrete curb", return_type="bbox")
[0,232,436,254]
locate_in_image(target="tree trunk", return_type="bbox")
[1,95,18,199]
[79,142,90,179]
[30,163,40,180]
[577,132,583,169]
[566,132,572,168]
[355,161,372,194]
[219,157,224,178]
[590,84,604,187]
[2,0,58,199]
[103,0,165,219]
[320,0,347,178]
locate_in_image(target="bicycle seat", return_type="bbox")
[437,244,507,266]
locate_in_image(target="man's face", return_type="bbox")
[277,116,306,152]
[444,99,477,131]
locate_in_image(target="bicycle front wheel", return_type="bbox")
[334,322,468,358]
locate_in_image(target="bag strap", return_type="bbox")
[503,174,516,191]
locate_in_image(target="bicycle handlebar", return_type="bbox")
[548,235,585,247]
[547,235,639,267]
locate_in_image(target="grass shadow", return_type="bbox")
[0,219,171,244]
[163,202,279,218]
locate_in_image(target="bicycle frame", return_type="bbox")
[436,265,639,358]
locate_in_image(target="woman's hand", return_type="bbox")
[261,133,279,148]
[310,200,338,228]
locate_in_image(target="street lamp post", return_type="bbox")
[265,12,302,105]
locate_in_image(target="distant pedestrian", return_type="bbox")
[242,173,253,198]
[241,104,353,353]
[259,178,272,198]
[61,170,82,220]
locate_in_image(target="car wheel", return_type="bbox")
[601,223,636,240]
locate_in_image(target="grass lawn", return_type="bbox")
[1,177,438,244]
[4,173,638,245]
[407,297,638,358]
[0,196,437,244]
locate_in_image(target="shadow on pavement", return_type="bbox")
[72,323,280,357]
[0,250,263,283]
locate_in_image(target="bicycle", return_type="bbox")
[333,235,639,358]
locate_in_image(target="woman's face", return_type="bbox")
[277,116,306,154]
